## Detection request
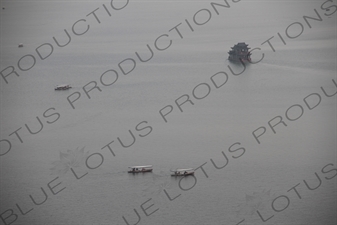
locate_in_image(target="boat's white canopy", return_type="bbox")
[173,168,194,172]
[129,165,152,169]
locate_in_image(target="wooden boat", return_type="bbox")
[128,165,153,173]
[55,84,72,90]
[171,168,195,176]
[228,42,251,62]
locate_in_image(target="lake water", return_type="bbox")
[0,0,336,224]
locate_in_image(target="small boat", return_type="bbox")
[228,42,251,62]
[55,84,72,90]
[171,168,195,176]
[128,165,153,173]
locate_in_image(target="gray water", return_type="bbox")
[1,0,336,224]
